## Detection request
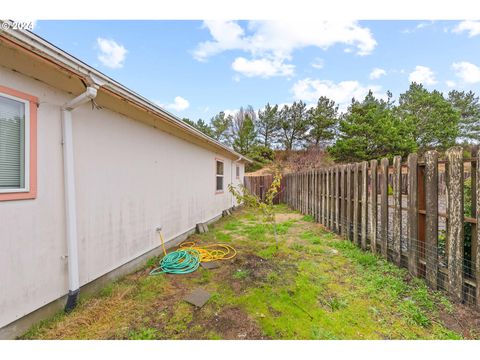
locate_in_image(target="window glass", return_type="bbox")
[0,95,25,189]
[216,160,224,175]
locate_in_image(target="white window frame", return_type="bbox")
[215,159,224,193]
[0,92,30,194]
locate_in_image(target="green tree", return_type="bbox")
[447,90,480,143]
[245,144,275,172]
[182,118,214,138]
[210,111,232,145]
[232,106,257,155]
[397,83,460,152]
[307,96,338,147]
[256,103,279,148]
[329,91,415,162]
[228,172,282,249]
[278,101,310,150]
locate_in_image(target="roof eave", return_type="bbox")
[0,21,252,163]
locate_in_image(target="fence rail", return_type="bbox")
[245,146,480,308]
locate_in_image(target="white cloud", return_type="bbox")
[402,21,434,34]
[452,20,480,37]
[291,78,383,112]
[232,57,294,78]
[452,61,480,84]
[96,38,127,69]
[408,65,437,85]
[160,96,190,112]
[194,20,377,78]
[446,80,457,88]
[311,58,324,70]
[369,67,386,80]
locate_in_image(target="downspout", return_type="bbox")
[62,85,98,312]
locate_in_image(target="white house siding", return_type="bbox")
[0,65,245,328]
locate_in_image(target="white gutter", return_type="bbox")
[62,85,98,312]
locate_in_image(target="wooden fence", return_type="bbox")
[244,174,286,204]
[248,146,480,308]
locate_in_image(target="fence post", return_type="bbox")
[309,170,313,215]
[326,168,331,228]
[330,167,334,230]
[313,169,316,217]
[303,170,309,215]
[317,169,321,223]
[353,163,360,245]
[407,153,419,277]
[295,173,298,211]
[392,156,402,266]
[424,150,438,289]
[341,165,346,238]
[476,150,480,308]
[346,164,352,240]
[446,146,464,302]
[307,170,311,215]
[335,166,340,233]
[302,172,305,213]
[361,161,368,250]
[370,160,378,254]
[380,158,389,259]
[471,147,478,296]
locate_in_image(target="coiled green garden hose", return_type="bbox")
[149,249,200,275]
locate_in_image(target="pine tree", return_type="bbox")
[256,103,280,148]
[210,111,232,145]
[448,90,480,143]
[397,83,459,151]
[329,91,415,162]
[278,101,310,150]
[307,96,338,147]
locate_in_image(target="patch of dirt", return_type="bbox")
[437,301,480,339]
[193,306,266,339]
[276,213,303,222]
[232,254,275,281]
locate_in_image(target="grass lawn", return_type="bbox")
[21,205,479,340]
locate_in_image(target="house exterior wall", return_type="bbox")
[0,65,245,329]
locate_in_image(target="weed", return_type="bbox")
[275,220,294,234]
[145,257,158,268]
[215,231,232,242]
[290,243,306,252]
[242,224,267,241]
[311,326,338,340]
[257,245,278,259]
[400,299,431,327]
[302,214,315,222]
[266,271,280,284]
[224,220,241,231]
[128,328,158,340]
[233,269,250,280]
[300,231,322,245]
[322,296,349,311]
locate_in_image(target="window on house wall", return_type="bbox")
[216,159,224,192]
[236,165,240,179]
[0,93,28,191]
[0,86,37,201]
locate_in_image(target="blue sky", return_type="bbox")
[33,20,480,120]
